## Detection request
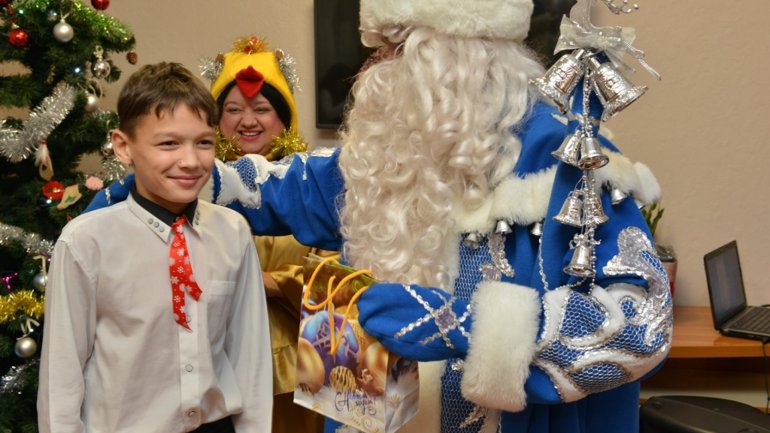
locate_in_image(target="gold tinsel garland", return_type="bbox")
[268,128,307,161]
[216,127,307,162]
[0,291,44,325]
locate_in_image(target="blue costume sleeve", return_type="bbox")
[212,148,344,251]
[83,175,134,213]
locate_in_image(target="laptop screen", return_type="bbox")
[704,241,747,328]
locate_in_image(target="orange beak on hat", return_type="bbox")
[235,66,265,99]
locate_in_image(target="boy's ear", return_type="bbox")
[111,129,132,166]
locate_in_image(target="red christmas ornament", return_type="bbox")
[91,0,109,10]
[42,181,65,200]
[9,27,28,48]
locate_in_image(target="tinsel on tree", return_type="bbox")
[0,0,135,431]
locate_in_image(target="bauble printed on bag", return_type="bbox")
[294,254,419,433]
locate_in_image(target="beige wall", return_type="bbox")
[97,0,770,308]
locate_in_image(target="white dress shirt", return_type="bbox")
[37,195,272,433]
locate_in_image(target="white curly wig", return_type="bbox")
[338,25,545,289]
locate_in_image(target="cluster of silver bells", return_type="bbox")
[531,48,647,122]
[529,47,646,279]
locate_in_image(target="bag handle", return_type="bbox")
[303,256,374,355]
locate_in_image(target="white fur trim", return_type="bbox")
[596,152,661,206]
[461,281,540,412]
[453,166,556,234]
[452,150,661,235]
[360,0,534,43]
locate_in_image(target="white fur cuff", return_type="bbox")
[360,0,534,42]
[461,281,541,412]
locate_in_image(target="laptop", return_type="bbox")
[704,240,770,341]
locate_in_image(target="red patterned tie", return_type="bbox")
[169,216,202,330]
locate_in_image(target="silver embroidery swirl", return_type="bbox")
[533,227,673,402]
[479,232,515,281]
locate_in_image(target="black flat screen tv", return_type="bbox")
[314,0,577,129]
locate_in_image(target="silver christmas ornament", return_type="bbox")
[610,187,628,204]
[583,193,609,225]
[32,271,47,292]
[577,135,609,170]
[53,18,74,42]
[530,221,544,237]
[463,233,480,250]
[564,241,595,278]
[587,56,647,121]
[552,130,582,166]
[530,49,588,113]
[92,60,111,79]
[495,220,512,235]
[554,192,583,227]
[101,139,114,156]
[14,336,37,359]
[84,92,99,112]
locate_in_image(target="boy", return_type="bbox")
[37,62,272,433]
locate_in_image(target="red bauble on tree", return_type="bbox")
[9,27,28,47]
[91,0,109,10]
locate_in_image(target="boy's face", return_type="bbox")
[112,104,216,214]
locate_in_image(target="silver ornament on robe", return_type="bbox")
[463,232,480,250]
[610,187,628,204]
[582,193,609,225]
[530,49,589,113]
[531,220,544,237]
[577,135,609,169]
[495,220,512,234]
[564,235,596,278]
[587,56,647,121]
[554,191,584,227]
[552,130,583,167]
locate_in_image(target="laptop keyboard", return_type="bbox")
[732,307,770,333]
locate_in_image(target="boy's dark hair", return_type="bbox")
[117,62,218,137]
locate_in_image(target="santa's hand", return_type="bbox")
[357,283,471,361]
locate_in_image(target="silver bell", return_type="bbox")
[552,130,583,167]
[564,242,596,278]
[530,220,544,237]
[553,192,583,227]
[583,193,609,226]
[610,187,628,204]
[577,135,609,170]
[530,49,588,113]
[463,232,480,250]
[587,57,647,121]
[495,220,513,234]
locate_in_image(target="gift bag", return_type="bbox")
[294,254,419,433]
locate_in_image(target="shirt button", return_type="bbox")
[154,222,159,228]
[185,364,194,372]
[147,218,154,224]
[185,314,192,323]
[159,227,165,232]
[187,410,196,417]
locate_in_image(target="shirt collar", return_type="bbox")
[130,186,197,226]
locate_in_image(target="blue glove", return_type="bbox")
[357,282,472,361]
[83,174,135,213]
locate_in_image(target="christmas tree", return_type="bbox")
[0,0,135,431]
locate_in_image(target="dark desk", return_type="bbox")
[641,306,767,411]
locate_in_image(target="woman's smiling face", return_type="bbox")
[218,85,285,156]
